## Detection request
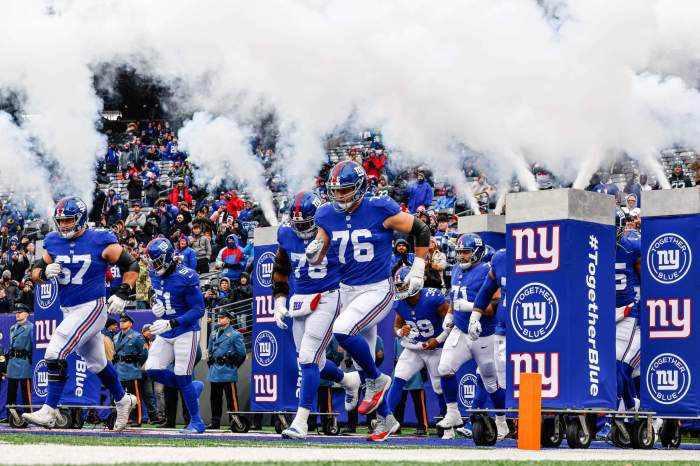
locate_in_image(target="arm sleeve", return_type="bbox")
[175,285,206,328]
[474,272,499,311]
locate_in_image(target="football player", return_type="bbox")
[386,267,452,421]
[305,161,431,441]
[25,197,139,429]
[143,238,207,434]
[614,209,641,412]
[437,233,507,438]
[272,191,361,439]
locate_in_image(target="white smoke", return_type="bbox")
[3,0,700,215]
[178,112,278,225]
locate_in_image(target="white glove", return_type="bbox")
[45,262,62,279]
[305,239,325,264]
[453,298,474,312]
[150,319,173,335]
[406,257,425,297]
[274,296,289,330]
[151,300,166,318]
[468,311,482,341]
[107,294,128,315]
[442,312,454,331]
[407,327,421,343]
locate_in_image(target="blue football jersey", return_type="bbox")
[393,288,447,346]
[107,263,123,295]
[149,264,205,338]
[44,229,117,307]
[489,249,508,335]
[277,224,340,294]
[450,262,495,336]
[315,195,400,286]
[616,234,641,313]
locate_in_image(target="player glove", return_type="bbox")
[151,299,166,318]
[44,262,62,280]
[305,239,325,264]
[406,257,425,297]
[107,284,132,314]
[150,319,177,335]
[274,296,289,330]
[442,312,454,331]
[468,311,482,341]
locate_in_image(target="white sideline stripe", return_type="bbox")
[0,445,697,464]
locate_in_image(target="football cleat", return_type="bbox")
[114,394,137,431]
[436,407,464,429]
[495,415,509,440]
[22,404,58,428]
[180,418,206,434]
[456,425,473,439]
[358,374,391,415]
[367,414,400,442]
[282,423,308,439]
[343,372,361,411]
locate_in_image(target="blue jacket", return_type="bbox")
[113,329,148,381]
[178,246,198,270]
[408,181,434,213]
[207,325,246,383]
[434,195,456,210]
[7,320,34,379]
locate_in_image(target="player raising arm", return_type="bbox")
[24,197,139,430]
[305,161,430,441]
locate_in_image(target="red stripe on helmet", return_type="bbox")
[294,192,304,219]
[56,199,65,217]
[332,161,346,185]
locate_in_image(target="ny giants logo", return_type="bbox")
[254,295,275,323]
[646,353,691,405]
[253,374,278,402]
[512,225,560,274]
[646,298,691,339]
[458,373,477,409]
[647,233,692,284]
[511,352,559,398]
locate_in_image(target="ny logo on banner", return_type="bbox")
[511,352,559,398]
[512,225,560,273]
[656,370,678,391]
[522,302,546,326]
[646,299,691,339]
[656,250,680,271]
[253,374,278,402]
[254,295,275,323]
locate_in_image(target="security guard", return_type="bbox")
[206,310,246,429]
[7,303,34,418]
[113,313,148,426]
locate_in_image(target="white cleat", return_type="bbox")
[456,426,473,438]
[113,394,137,431]
[437,408,463,429]
[343,372,361,411]
[442,427,456,439]
[282,422,308,439]
[22,404,58,428]
[495,415,509,440]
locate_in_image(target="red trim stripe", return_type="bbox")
[349,289,394,336]
[332,161,345,185]
[294,192,304,219]
[59,298,104,359]
[186,331,198,375]
[314,294,341,364]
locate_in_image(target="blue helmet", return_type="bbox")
[455,233,485,269]
[482,244,495,263]
[393,266,420,300]
[326,160,368,212]
[615,208,627,242]
[53,196,88,239]
[145,238,176,276]
[289,191,322,239]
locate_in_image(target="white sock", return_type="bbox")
[496,415,506,423]
[293,407,310,426]
[446,402,459,413]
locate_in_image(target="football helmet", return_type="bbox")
[289,191,322,239]
[53,196,88,239]
[482,244,495,263]
[455,233,485,269]
[393,265,420,300]
[145,238,176,276]
[326,160,368,212]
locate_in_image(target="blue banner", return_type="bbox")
[506,220,616,409]
[640,214,699,417]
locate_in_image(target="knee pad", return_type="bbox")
[482,373,499,394]
[431,377,442,395]
[297,347,316,366]
[438,362,455,378]
[46,359,68,382]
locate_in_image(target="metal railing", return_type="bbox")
[206,297,253,351]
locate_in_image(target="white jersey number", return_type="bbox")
[615,262,627,291]
[405,319,435,338]
[332,229,374,264]
[55,254,91,285]
[153,289,176,315]
[290,252,327,279]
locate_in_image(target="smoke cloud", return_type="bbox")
[2,0,700,217]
